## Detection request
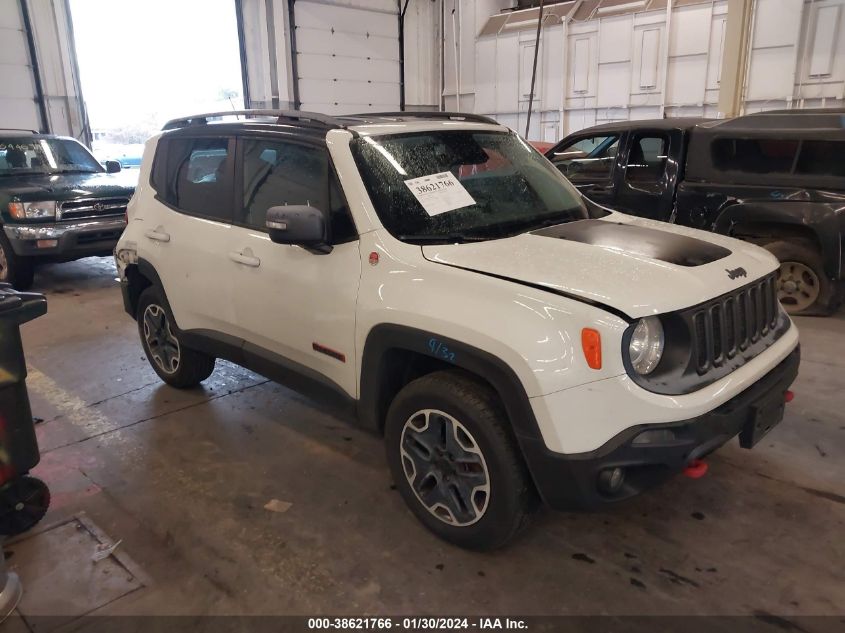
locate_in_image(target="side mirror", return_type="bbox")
[266,205,331,254]
[105,160,122,173]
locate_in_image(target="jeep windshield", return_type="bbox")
[351,130,588,243]
[0,137,104,176]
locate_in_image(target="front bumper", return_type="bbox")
[4,218,126,259]
[521,345,800,510]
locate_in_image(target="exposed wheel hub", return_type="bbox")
[777,261,820,313]
[399,409,490,526]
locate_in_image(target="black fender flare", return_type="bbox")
[713,201,842,279]
[358,324,542,443]
[359,323,591,509]
[125,258,181,328]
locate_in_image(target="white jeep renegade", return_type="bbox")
[115,110,800,550]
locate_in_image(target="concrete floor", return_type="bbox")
[8,256,845,617]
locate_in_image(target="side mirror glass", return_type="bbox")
[105,160,122,173]
[266,205,331,253]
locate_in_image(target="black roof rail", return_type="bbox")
[161,109,347,131]
[161,109,503,133]
[341,111,501,125]
[0,128,39,134]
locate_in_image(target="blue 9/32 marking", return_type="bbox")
[428,337,456,363]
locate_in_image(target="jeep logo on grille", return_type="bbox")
[726,267,747,280]
[93,202,105,212]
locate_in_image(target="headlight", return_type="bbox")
[8,201,57,219]
[628,316,664,375]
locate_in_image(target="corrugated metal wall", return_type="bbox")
[442,0,845,140]
[0,0,43,132]
[0,0,88,141]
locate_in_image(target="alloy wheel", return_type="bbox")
[400,409,490,526]
[777,261,820,313]
[142,304,181,374]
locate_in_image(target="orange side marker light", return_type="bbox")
[581,328,602,370]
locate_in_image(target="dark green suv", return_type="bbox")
[0,131,136,288]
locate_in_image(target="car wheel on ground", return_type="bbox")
[764,240,837,316]
[0,232,34,290]
[384,370,536,550]
[137,286,215,387]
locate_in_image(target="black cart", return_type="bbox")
[0,284,49,536]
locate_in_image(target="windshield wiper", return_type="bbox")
[53,169,98,174]
[398,233,490,244]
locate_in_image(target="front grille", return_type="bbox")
[690,273,779,374]
[59,197,129,221]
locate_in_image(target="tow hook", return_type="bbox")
[683,459,708,479]
[785,390,795,403]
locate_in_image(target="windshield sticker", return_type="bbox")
[404,172,476,217]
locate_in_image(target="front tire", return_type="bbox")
[0,232,34,290]
[385,370,535,550]
[764,240,837,315]
[137,286,215,388]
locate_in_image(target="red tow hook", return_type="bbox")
[683,459,708,479]
[785,390,795,403]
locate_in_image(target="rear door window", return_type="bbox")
[155,137,234,222]
[626,134,669,183]
[548,134,619,181]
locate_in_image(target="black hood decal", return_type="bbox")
[531,219,731,267]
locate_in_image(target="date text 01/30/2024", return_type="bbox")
[307,617,528,630]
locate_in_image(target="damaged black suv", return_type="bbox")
[546,109,845,315]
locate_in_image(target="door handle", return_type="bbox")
[229,250,261,267]
[144,227,170,242]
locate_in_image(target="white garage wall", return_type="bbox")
[466,1,732,140]
[403,0,440,109]
[744,0,845,111]
[238,0,845,134]
[237,0,295,110]
[0,0,88,140]
[440,0,845,140]
[0,0,42,132]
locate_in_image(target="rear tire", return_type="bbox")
[385,370,536,550]
[137,286,215,387]
[0,232,35,290]
[763,240,837,316]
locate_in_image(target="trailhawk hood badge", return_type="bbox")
[726,267,748,280]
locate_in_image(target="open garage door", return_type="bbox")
[293,0,400,114]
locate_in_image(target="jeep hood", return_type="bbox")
[421,214,779,319]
